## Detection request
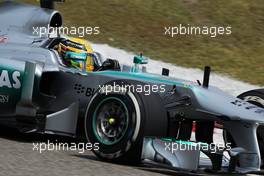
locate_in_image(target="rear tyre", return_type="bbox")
[85,81,168,164]
[224,89,264,168]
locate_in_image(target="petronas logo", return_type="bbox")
[0,70,21,89]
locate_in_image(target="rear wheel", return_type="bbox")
[224,89,264,168]
[85,81,168,163]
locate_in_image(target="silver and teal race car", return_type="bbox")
[0,0,263,174]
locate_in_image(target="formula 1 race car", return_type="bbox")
[0,0,263,175]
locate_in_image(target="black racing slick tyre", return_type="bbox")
[224,89,264,168]
[84,81,168,164]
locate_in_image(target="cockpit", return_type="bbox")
[44,37,121,72]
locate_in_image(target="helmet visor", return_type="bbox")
[65,51,97,72]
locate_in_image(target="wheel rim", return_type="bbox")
[92,97,129,145]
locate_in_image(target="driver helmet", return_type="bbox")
[58,37,95,72]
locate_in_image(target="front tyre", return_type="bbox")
[85,81,167,163]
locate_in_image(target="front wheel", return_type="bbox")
[84,81,168,163]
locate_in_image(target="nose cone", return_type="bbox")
[193,86,264,124]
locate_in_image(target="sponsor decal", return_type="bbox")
[231,99,264,114]
[0,94,9,103]
[74,83,95,97]
[0,70,21,89]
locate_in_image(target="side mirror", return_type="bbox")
[131,54,148,73]
[133,55,148,65]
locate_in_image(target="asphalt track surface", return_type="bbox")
[0,125,212,176]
